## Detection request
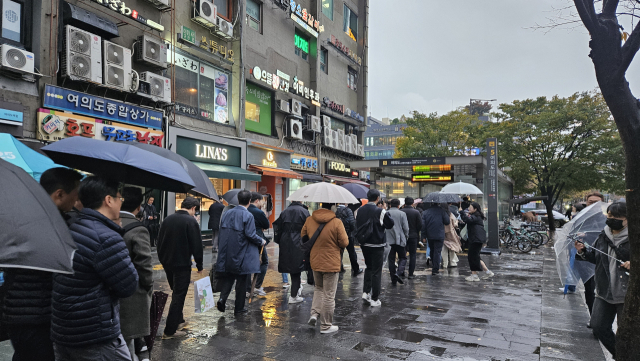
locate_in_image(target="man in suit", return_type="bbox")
[246,192,271,297]
[142,197,159,245]
[208,198,225,255]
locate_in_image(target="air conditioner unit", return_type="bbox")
[135,34,168,69]
[288,118,303,140]
[277,99,290,113]
[216,17,234,39]
[291,99,302,117]
[345,135,353,154]
[193,0,217,27]
[137,79,151,97]
[322,115,331,129]
[62,25,102,83]
[139,72,171,103]
[309,115,321,133]
[358,144,364,157]
[144,0,169,10]
[322,126,332,147]
[350,134,358,153]
[0,44,34,74]
[336,132,345,151]
[102,40,132,91]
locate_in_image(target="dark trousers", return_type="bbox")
[428,239,444,274]
[406,238,418,276]
[306,270,315,285]
[247,249,268,292]
[362,246,384,301]
[591,298,624,357]
[164,267,191,335]
[290,272,302,298]
[584,277,596,314]
[344,237,360,271]
[468,242,484,272]
[220,273,248,312]
[7,325,55,361]
[388,244,407,278]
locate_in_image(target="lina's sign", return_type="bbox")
[196,143,228,161]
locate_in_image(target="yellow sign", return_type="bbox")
[413,165,452,172]
[262,151,277,168]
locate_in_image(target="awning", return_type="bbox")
[323,175,370,187]
[192,162,262,181]
[249,165,303,179]
[301,173,324,183]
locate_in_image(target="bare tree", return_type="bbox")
[572,1,640,359]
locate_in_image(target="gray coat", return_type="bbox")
[119,212,154,339]
[385,208,409,247]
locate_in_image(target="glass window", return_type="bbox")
[175,66,199,109]
[322,0,333,20]
[294,31,309,61]
[2,0,22,43]
[214,0,230,20]
[246,0,261,33]
[245,101,261,122]
[348,67,357,91]
[343,4,357,41]
[320,47,328,74]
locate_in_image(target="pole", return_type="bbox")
[483,138,500,255]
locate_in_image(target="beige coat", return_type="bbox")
[444,213,462,253]
[301,209,349,273]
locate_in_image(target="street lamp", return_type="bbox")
[469,98,497,116]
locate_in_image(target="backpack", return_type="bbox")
[335,207,353,235]
[355,218,374,245]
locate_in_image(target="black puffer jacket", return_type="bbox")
[460,211,486,244]
[51,208,138,347]
[1,269,52,325]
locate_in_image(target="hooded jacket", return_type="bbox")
[301,209,349,273]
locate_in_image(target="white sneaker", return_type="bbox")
[297,287,302,297]
[289,296,304,304]
[369,299,382,307]
[254,287,267,297]
[320,325,339,334]
[301,279,307,285]
[283,283,290,288]
[465,274,480,282]
[481,270,495,279]
[362,292,371,303]
[308,316,317,326]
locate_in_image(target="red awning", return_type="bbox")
[248,165,303,179]
[323,175,370,187]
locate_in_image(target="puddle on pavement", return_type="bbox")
[352,342,414,360]
[413,305,449,313]
[464,317,489,324]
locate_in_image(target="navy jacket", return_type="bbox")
[460,211,486,244]
[216,206,264,275]
[157,210,203,271]
[248,204,270,242]
[51,208,138,347]
[421,205,450,241]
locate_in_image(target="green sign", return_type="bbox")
[176,136,241,167]
[245,83,272,136]
[295,33,309,53]
[181,25,196,45]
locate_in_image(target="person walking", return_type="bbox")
[421,202,450,275]
[575,202,629,358]
[142,196,159,246]
[2,168,82,361]
[208,198,224,253]
[442,203,461,268]
[581,192,606,317]
[461,202,494,281]
[303,203,349,333]
[246,192,270,298]
[386,199,409,285]
[400,197,422,279]
[51,176,138,360]
[119,187,154,361]
[157,196,203,339]
[273,201,310,303]
[216,190,266,315]
[356,189,394,307]
[336,203,364,276]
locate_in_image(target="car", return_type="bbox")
[527,209,569,228]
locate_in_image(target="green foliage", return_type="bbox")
[465,100,493,115]
[391,118,400,124]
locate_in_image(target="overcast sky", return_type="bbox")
[368,0,640,119]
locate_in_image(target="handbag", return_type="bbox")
[301,222,328,269]
[460,225,468,241]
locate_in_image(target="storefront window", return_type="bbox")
[175,66,198,109]
[175,177,238,232]
[288,179,318,214]
[245,101,260,122]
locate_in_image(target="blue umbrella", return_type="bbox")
[341,183,369,199]
[0,133,62,181]
[42,137,195,193]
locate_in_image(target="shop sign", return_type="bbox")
[277,70,290,81]
[176,27,234,61]
[289,1,324,38]
[176,136,241,167]
[92,0,163,31]
[0,108,22,125]
[180,25,197,45]
[291,154,318,172]
[326,161,356,178]
[44,85,163,130]
[262,151,278,168]
[329,35,362,65]
[344,108,365,122]
[380,157,446,167]
[322,97,344,114]
[411,173,453,182]
[251,66,321,105]
[195,144,228,161]
[37,109,164,146]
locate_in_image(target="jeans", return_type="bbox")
[219,273,248,312]
[591,298,624,357]
[211,230,219,251]
[247,249,268,292]
[406,237,418,276]
[282,273,289,283]
[54,334,130,361]
[310,271,340,331]
[7,324,55,361]
[425,241,430,259]
[290,272,302,298]
[164,267,192,335]
[361,246,384,301]
[388,244,407,279]
[428,239,444,274]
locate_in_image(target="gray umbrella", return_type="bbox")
[423,192,460,204]
[0,159,76,273]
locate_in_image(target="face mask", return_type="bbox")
[606,218,625,231]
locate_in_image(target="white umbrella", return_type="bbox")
[441,181,483,195]
[287,182,359,204]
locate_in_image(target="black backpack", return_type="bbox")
[355,218,374,245]
[335,207,353,235]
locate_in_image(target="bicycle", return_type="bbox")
[500,218,534,253]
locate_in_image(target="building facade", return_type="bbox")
[363,122,406,160]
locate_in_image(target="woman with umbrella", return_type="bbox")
[460,202,494,281]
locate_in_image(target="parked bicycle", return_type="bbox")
[499,218,538,253]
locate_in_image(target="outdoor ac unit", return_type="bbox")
[291,99,302,117]
[0,44,34,74]
[331,130,340,150]
[62,25,102,83]
[277,99,290,113]
[193,0,217,27]
[345,135,353,154]
[350,134,358,153]
[216,17,234,39]
[102,40,132,91]
[288,119,303,140]
[139,72,171,103]
[322,115,331,129]
[143,0,169,9]
[337,132,345,151]
[358,144,364,157]
[322,126,332,147]
[309,115,321,132]
[135,34,168,69]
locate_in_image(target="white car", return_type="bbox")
[528,209,569,227]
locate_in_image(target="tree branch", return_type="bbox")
[620,18,640,76]
[603,0,620,17]
[574,0,597,33]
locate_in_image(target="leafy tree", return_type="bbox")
[465,100,493,115]
[390,118,400,125]
[394,109,484,158]
[491,92,624,231]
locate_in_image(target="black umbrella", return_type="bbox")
[0,159,76,273]
[145,291,169,354]
[341,183,369,199]
[130,143,218,200]
[42,137,195,193]
[222,189,244,205]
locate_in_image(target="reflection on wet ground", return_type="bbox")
[150,245,605,361]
